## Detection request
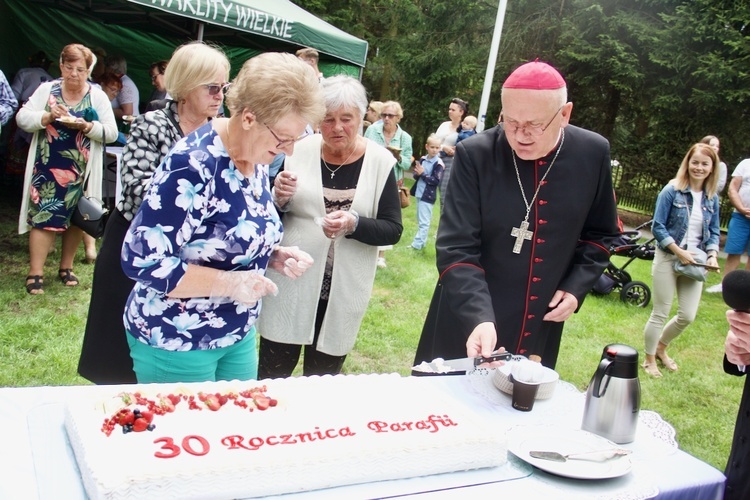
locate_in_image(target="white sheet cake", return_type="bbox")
[64,374,507,499]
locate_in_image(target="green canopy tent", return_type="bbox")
[0,0,368,102]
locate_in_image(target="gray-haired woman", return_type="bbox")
[258,75,403,378]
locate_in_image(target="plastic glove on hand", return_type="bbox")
[211,270,278,307]
[321,210,358,239]
[270,246,314,279]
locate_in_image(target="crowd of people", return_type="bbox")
[4,40,750,496]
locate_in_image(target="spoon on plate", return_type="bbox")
[529,448,632,462]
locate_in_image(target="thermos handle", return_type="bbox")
[591,357,613,398]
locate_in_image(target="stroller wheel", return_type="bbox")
[620,281,651,307]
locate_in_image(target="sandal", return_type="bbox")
[25,275,44,295]
[58,268,80,287]
[656,352,679,372]
[641,361,662,378]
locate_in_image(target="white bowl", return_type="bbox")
[493,359,559,399]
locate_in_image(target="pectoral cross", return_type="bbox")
[511,220,533,254]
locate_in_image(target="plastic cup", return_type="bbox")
[510,374,540,412]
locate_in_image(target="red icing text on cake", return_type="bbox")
[368,414,458,433]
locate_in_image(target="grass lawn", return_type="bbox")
[0,178,740,473]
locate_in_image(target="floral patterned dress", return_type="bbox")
[27,81,92,231]
[122,122,283,351]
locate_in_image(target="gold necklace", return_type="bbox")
[509,129,565,254]
[322,142,358,179]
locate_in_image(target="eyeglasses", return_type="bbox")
[499,105,563,137]
[203,83,231,96]
[381,113,398,119]
[63,64,87,75]
[264,123,309,149]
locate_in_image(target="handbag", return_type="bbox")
[672,247,708,282]
[399,185,410,208]
[71,128,110,238]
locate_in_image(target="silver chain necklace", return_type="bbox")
[510,129,565,254]
[322,143,357,179]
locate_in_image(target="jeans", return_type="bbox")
[411,198,435,249]
[643,248,703,355]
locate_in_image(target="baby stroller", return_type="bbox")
[591,220,655,307]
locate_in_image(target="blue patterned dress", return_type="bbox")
[27,81,92,230]
[122,122,283,351]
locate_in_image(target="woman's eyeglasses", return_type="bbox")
[264,123,309,149]
[63,64,87,75]
[381,113,398,119]
[203,83,231,96]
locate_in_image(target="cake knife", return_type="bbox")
[413,351,513,374]
[529,448,632,462]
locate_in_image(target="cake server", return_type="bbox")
[529,448,632,462]
[415,351,514,373]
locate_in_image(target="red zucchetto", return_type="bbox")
[502,60,566,90]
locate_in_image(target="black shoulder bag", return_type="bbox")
[71,128,110,238]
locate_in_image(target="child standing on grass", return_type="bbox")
[456,115,477,144]
[411,134,445,250]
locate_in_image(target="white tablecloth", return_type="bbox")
[0,374,725,499]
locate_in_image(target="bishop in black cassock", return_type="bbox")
[414,61,620,370]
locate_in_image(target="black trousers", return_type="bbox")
[77,209,137,384]
[258,299,346,378]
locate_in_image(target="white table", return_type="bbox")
[0,373,725,499]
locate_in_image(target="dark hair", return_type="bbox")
[29,51,51,69]
[149,60,169,75]
[450,97,469,132]
[98,71,123,91]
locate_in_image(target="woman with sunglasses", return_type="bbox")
[364,100,413,267]
[257,75,403,378]
[79,42,235,384]
[435,97,468,210]
[113,52,324,384]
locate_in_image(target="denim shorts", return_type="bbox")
[725,212,750,255]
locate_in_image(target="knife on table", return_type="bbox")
[413,351,513,374]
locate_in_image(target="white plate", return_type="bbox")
[56,117,78,124]
[508,426,632,479]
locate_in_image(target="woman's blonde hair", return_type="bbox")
[226,52,325,127]
[382,100,404,119]
[164,42,230,102]
[673,143,720,198]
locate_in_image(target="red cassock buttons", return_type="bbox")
[534,257,543,263]
[527,314,535,319]
[538,199,548,205]
[523,331,532,337]
[536,238,545,244]
[530,295,539,300]
[532,277,541,282]
[538,219,547,224]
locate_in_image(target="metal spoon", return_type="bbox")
[529,448,632,462]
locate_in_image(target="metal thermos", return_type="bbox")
[581,344,641,444]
